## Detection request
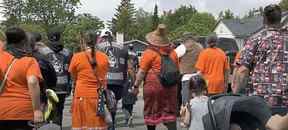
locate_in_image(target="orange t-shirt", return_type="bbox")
[0,51,43,120]
[195,48,230,94]
[69,51,109,97]
[140,48,179,73]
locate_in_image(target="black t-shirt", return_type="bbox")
[98,42,129,86]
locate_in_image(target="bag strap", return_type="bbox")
[84,51,104,89]
[0,58,17,93]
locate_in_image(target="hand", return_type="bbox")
[266,114,288,130]
[132,87,139,96]
[33,110,44,123]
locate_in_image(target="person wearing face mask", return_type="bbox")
[37,30,73,127]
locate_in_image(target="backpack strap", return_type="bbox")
[0,58,17,93]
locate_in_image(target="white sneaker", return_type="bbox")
[128,115,133,127]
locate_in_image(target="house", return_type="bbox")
[123,40,148,57]
[214,16,263,49]
[214,12,288,49]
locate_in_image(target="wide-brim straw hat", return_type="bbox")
[146,24,170,47]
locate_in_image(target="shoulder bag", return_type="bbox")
[84,51,116,125]
[0,58,17,93]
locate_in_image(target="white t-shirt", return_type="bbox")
[189,96,209,130]
[174,44,186,58]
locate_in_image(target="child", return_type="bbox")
[122,60,137,127]
[188,74,209,130]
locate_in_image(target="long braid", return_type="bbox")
[84,32,97,69]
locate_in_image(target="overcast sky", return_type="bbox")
[77,0,281,21]
[0,0,282,21]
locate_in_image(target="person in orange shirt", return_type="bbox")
[0,30,6,51]
[69,32,109,130]
[133,24,179,130]
[195,35,230,95]
[0,27,43,130]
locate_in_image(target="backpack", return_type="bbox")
[149,48,180,88]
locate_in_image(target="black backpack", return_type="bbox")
[149,48,180,88]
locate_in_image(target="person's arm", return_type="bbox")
[233,66,249,94]
[27,75,43,123]
[266,114,288,130]
[224,56,230,93]
[132,69,146,95]
[132,50,153,95]
[233,39,258,94]
[224,69,230,93]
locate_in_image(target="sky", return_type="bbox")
[77,0,281,21]
[0,0,282,21]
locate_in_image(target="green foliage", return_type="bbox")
[133,8,153,41]
[2,0,80,30]
[112,0,136,40]
[152,4,160,30]
[280,0,288,11]
[162,5,197,31]
[1,0,25,26]
[63,14,104,51]
[170,12,216,40]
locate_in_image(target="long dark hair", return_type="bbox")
[83,31,98,69]
[189,75,207,96]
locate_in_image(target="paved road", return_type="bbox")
[62,94,184,130]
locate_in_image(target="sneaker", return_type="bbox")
[127,115,133,127]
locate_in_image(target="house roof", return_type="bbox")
[221,16,263,38]
[123,40,148,45]
[216,11,288,38]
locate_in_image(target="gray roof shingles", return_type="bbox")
[222,12,288,38]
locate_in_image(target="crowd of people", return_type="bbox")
[0,4,288,130]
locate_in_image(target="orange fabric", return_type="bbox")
[69,51,109,129]
[140,48,179,73]
[195,48,230,94]
[69,51,109,97]
[72,97,107,130]
[0,51,43,120]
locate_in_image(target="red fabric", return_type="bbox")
[143,71,178,125]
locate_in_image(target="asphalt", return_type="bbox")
[62,89,185,130]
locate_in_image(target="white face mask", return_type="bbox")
[174,44,186,58]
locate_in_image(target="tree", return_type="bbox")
[1,0,80,30]
[112,0,136,40]
[23,0,80,29]
[152,4,160,30]
[280,0,288,11]
[162,5,197,31]
[170,12,216,40]
[133,8,153,40]
[1,0,25,26]
[63,13,105,51]
[222,9,234,19]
